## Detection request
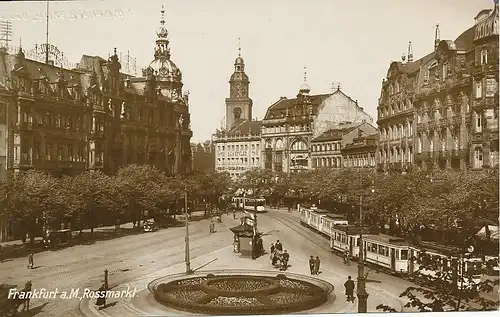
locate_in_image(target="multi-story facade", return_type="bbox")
[377,1,499,171]
[261,82,373,174]
[341,132,379,168]
[213,49,262,179]
[191,140,215,173]
[0,7,192,177]
[311,121,377,168]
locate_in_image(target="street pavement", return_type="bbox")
[1,208,417,316]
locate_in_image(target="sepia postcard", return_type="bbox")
[0,0,498,316]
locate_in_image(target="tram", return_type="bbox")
[232,196,267,213]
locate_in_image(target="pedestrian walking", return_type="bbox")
[344,276,355,303]
[281,250,290,270]
[275,240,283,251]
[270,243,275,254]
[233,211,236,219]
[309,255,315,275]
[209,221,215,233]
[314,256,321,275]
[95,283,107,309]
[27,252,34,269]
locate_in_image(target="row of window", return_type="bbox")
[380,121,414,140]
[13,142,90,163]
[379,148,414,164]
[365,242,408,260]
[262,124,309,135]
[379,99,413,118]
[314,156,341,168]
[216,143,260,152]
[216,157,260,165]
[343,154,376,168]
[312,142,341,152]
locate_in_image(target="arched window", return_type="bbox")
[275,139,284,150]
[265,140,272,149]
[291,139,308,151]
[418,136,422,153]
[474,147,483,169]
[429,134,434,152]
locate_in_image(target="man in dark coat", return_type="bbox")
[282,250,290,269]
[344,276,355,302]
[314,256,321,275]
[309,255,315,275]
[275,240,283,251]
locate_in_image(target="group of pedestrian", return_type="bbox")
[270,240,286,267]
[308,255,321,275]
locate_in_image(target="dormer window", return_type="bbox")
[481,48,488,65]
[442,64,448,79]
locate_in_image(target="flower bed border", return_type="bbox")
[151,271,333,315]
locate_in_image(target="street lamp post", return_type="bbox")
[184,189,192,274]
[357,194,369,313]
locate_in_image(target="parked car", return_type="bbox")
[44,229,72,249]
[143,221,159,232]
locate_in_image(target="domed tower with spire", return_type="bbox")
[225,39,253,130]
[147,5,183,100]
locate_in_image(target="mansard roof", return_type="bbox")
[454,26,475,51]
[264,89,364,120]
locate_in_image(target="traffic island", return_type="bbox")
[149,270,334,315]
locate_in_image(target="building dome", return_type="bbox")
[149,57,181,82]
[235,56,244,65]
[299,82,311,93]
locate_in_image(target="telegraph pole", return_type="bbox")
[184,189,192,274]
[357,194,369,313]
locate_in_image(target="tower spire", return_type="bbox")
[303,65,307,83]
[238,37,241,57]
[407,41,413,62]
[160,5,165,25]
[434,23,440,51]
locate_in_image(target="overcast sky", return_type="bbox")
[0,0,494,142]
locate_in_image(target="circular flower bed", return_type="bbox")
[153,273,331,315]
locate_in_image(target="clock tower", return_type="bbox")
[225,43,252,130]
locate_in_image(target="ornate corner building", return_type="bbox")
[213,48,262,179]
[377,1,499,171]
[261,80,373,174]
[0,7,192,178]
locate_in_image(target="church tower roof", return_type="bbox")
[148,5,182,87]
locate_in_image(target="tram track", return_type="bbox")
[265,212,333,253]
